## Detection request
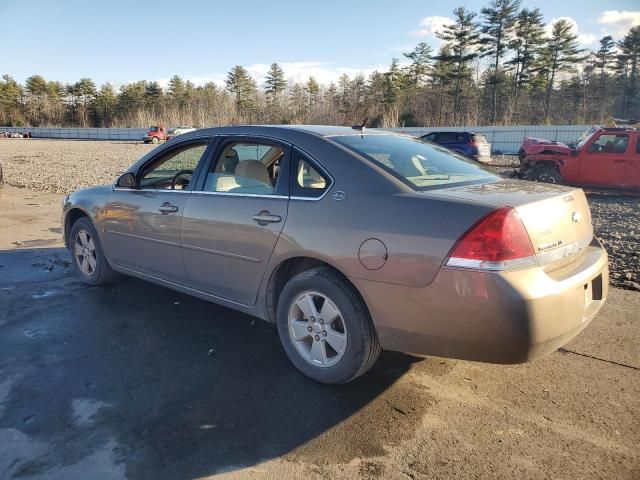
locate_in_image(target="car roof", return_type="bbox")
[178,124,394,140]
[422,131,474,135]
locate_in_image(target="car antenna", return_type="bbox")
[351,117,368,132]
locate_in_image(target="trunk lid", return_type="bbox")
[425,179,594,270]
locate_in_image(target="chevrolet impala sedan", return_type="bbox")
[62,125,608,384]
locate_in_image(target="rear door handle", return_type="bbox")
[158,203,179,214]
[252,211,282,225]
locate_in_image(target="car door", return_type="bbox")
[104,138,212,284]
[579,133,630,186]
[180,137,290,306]
[626,135,640,188]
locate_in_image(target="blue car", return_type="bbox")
[420,131,492,163]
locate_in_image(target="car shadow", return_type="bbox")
[1,247,431,479]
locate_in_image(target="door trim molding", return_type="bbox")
[181,243,261,263]
[107,229,180,247]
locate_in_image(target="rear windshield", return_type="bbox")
[332,134,497,190]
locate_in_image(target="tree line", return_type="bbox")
[1,1,639,129]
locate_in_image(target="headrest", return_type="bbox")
[235,160,270,185]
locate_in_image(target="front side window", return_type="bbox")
[588,134,629,154]
[203,141,284,195]
[139,142,207,189]
[333,134,497,191]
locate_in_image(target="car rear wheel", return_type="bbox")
[69,217,119,286]
[151,136,159,144]
[530,166,563,184]
[277,267,380,384]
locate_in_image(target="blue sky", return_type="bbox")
[2,0,639,88]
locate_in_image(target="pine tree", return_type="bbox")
[265,63,287,102]
[480,0,521,123]
[225,66,258,119]
[506,8,545,95]
[93,83,117,126]
[145,81,163,106]
[168,75,186,97]
[616,26,640,118]
[435,7,483,120]
[538,19,587,121]
[305,76,320,109]
[403,43,433,88]
[595,36,616,87]
[383,58,401,105]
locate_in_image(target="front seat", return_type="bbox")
[232,160,273,194]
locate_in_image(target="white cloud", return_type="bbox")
[246,62,382,86]
[597,10,640,38]
[155,62,386,90]
[410,16,452,39]
[546,17,597,45]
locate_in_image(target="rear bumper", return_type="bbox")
[351,243,608,364]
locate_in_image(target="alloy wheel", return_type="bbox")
[74,229,97,275]
[287,291,348,368]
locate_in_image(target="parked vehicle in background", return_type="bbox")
[167,126,197,140]
[517,126,640,189]
[142,125,168,144]
[420,131,492,163]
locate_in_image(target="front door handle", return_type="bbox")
[252,211,282,225]
[158,202,179,214]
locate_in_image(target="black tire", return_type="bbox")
[518,148,526,162]
[528,165,563,185]
[69,217,119,286]
[277,267,381,384]
[151,136,159,144]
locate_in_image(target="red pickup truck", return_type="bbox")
[517,126,640,190]
[141,125,168,144]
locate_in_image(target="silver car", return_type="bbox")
[63,126,608,384]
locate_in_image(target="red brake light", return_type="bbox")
[447,207,536,270]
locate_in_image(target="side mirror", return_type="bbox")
[116,172,137,188]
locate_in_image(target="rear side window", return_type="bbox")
[333,134,496,191]
[436,132,457,143]
[292,148,330,198]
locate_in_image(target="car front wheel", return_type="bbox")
[530,166,563,184]
[277,267,380,384]
[69,217,119,286]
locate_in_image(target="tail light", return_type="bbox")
[446,207,536,270]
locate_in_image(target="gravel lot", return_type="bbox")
[1,138,638,291]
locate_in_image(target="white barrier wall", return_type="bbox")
[0,127,147,140]
[0,125,591,153]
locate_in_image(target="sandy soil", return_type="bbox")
[0,138,154,194]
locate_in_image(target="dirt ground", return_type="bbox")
[1,184,639,480]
